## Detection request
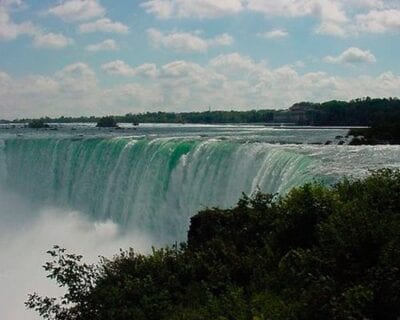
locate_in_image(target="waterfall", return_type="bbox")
[1,136,321,243]
[1,128,400,320]
[2,135,400,243]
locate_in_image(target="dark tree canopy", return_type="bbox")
[96,116,118,128]
[28,119,50,129]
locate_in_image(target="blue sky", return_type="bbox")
[0,0,399,118]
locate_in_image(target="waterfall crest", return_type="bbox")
[2,137,318,242]
[3,135,400,243]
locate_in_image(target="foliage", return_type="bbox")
[26,246,98,320]
[12,97,400,126]
[96,116,118,128]
[28,119,50,129]
[296,97,400,126]
[27,169,400,319]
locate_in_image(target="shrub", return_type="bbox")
[28,119,49,129]
[96,116,118,128]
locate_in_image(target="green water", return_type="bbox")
[2,125,400,243]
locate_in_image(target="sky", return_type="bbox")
[0,0,399,119]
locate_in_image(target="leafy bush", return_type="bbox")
[27,169,400,319]
[28,119,50,129]
[96,116,118,128]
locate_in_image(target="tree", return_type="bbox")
[28,119,50,129]
[96,116,118,128]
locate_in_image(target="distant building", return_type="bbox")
[273,103,314,125]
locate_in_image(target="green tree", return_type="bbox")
[96,116,118,128]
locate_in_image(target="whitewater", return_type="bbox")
[1,123,400,319]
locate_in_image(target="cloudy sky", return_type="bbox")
[0,0,399,118]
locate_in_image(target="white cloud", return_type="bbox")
[345,0,386,9]
[247,0,317,17]
[333,71,400,99]
[0,2,74,49]
[0,0,25,9]
[47,0,105,22]
[315,21,347,37]
[140,0,400,37]
[248,0,348,36]
[141,0,244,19]
[293,60,306,68]
[15,75,59,95]
[0,71,11,89]
[250,1,400,36]
[211,33,234,46]
[85,39,119,52]
[0,62,163,117]
[147,28,208,53]
[147,28,233,53]
[103,83,163,107]
[55,62,97,93]
[259,29,289,39]
[0,6,36,40]
[1,55,399,118]
[134,63,159,79]
[79,18,129,34]
[141,0,350,36]
[324,47,377,64]
[102,60,136,76]
[355,9,400,33]
[102,60,159,78]
[209,53,260,76]
[161,60,208,79]
[141,0,397,21]
[85,54,400,113]
[33,32,74,49]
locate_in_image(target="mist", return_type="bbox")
[0,187,153,320]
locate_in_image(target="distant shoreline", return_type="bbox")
[2,97,399,128]
[0,122,368,130]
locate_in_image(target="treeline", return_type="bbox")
[5,97,400,126]
[27,169,400,319]
[296,97,400,126]
[11,110,275,125]
[120,110,275,124]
